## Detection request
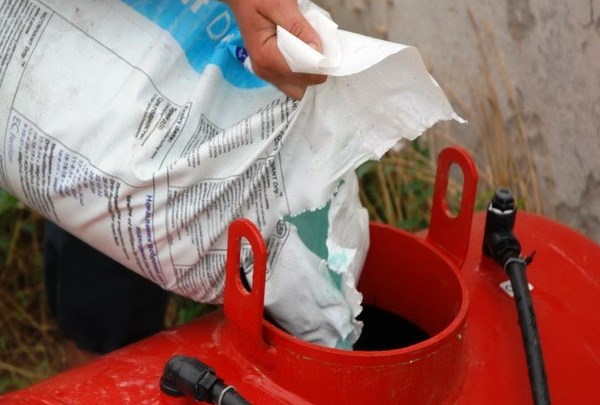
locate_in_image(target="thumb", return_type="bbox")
[268,0,322,52]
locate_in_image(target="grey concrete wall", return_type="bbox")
[318,0,600,242]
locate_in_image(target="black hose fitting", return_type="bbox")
[483,188,550,405]
[160,355,250,405]
[483,188,521,264]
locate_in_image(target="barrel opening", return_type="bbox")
[354,223,467,351]
[353,304,430,351]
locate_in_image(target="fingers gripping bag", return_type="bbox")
[0,0,462,348]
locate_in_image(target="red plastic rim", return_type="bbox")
[261,222,469,366]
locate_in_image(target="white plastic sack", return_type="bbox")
[0,0,461,348]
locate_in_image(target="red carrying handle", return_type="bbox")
[426,146,478,267]
[223,218,272,360]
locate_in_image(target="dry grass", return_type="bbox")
[358,9,549,228]
[0,203,63,392]
[465,7,550,215]
[0,196,210,393]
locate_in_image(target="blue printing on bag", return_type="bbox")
[122,0,267,89]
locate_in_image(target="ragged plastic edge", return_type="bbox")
[325,173,368,348]
[281,173,367,348]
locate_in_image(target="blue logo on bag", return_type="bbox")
[122,0,266,88]
[234,46,248,64]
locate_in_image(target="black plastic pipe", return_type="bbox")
[483,188,550,405]
[505,256,550,405]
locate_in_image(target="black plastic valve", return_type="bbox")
[160,355,250,405]
[483,188,521,263]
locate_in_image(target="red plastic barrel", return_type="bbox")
[2,146,599,404]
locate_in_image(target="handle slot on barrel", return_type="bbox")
[427,146,478,267]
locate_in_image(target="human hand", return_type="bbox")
[224,0,327,100]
